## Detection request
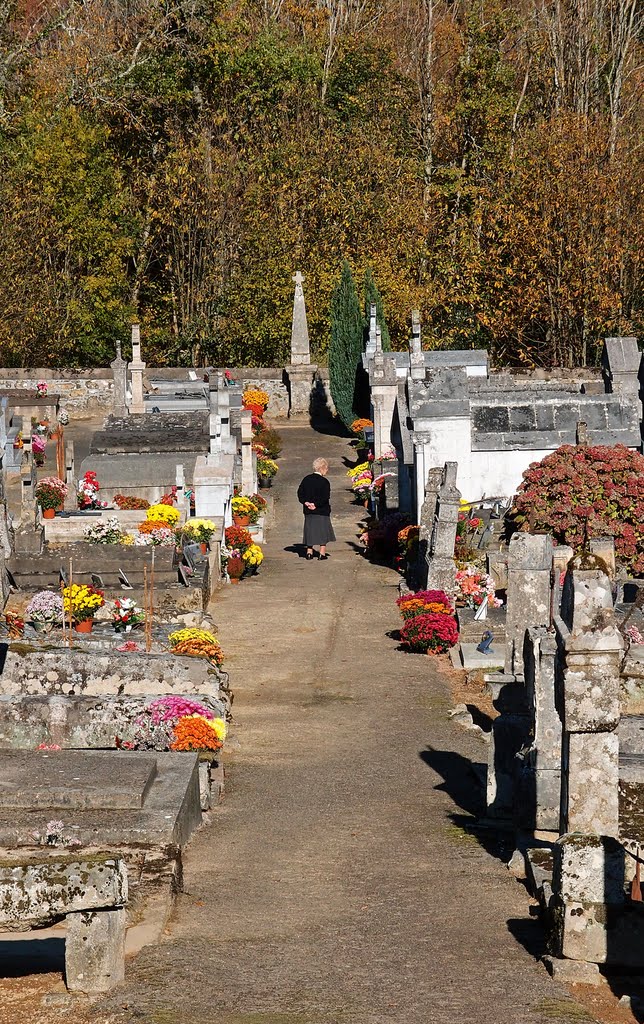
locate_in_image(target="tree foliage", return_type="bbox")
[0,0,642,366]
[329,260,363,428]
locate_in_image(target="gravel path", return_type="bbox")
[93,420,594,1024]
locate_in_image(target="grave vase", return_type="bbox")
[74,619,94,634]
[233,514,250,527]
[200,542,208,555]
[42,508,56,520]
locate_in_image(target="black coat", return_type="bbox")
[297,473,331,516]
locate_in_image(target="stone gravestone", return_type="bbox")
[409,310,425,381]
[129,324,146,414]
[425,462,460,596]
[110,340,128,417]
[285,270,317,416]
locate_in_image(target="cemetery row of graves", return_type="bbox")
[0,341,290,996]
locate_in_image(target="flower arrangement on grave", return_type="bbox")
[454,566,501,609]
[62,583,105,623]
[347,461,373,501]
[396,589,453,620]
[380,446,397,460]
[171,714,227,752]
[13,431,23,449]
[400,611,459,654]
[250,493,267,514]
[512,444,644,573]
[397,524,419,570]
[350,418,373,436]
[35,477,68,511]
[113,494,150,510]
[31,432,46,465]
[251,415,267,436]
[120,695,227,751]
[244,402,265,419]
[231,495,257,525]
[159,486,178,506]
[168,627,224,667]
[144,503,181,527]
[242,388,270,410]
[26,590,64,626]
[36,381,48,396]
[77,470,107,510]
[626,625,644,646]
[359,512,410,563]
[226,551,245,580]
[242,543,264,569]
[182,518,217,544]
[84,517,125,544]
[34,419,49,436]
[224,525,252,552]
[112,598,145,632]
[136,523,177,546]
[256,456,278,480]
[371,472,394,495]
[253,427,282,458]
[5,612,25,638]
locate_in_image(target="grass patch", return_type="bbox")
[533,998,595,1021]
[444,824,480,845]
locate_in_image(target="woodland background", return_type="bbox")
[0,0,642,368]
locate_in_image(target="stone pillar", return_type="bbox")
[369,350,398,459]
[550,569,625,964]
[110,341,128,416]
[505,532,553,676]
[241,409,255,495]
[409,310,425,381]
[426,462,460,597]
[515,627,562,831]
[64,441,76,510]
[588,537,616,578]
[285,364,316,417]
[365,303,377,359]
[128,324,146,414]
[66,907,126,993]
[290,270,311,366]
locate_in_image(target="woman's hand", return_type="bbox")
[305,502,316,510]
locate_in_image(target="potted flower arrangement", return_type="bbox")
[113,494,150,510]
[168,628,225,668]
[455,566,502,609]
[35,477,68,518]
[231,495,256,527]
[136,523,177,546]
[400,612,459,655]
[84,517,125,544]
[31,433,46,466]
[242,388,270,412]
[250,493,267,515]
[62,583,105,633]
[13,430,23,450]
[26,590,64,632]
[112,598,145,633]
[396,589,453,620]
[181,518,217,553]
[77,471,108,510]
[224,525,252,581]
[256,456,278,488]
[118,695,226,752]
[347,462,373,505]
[242,542,264,575]
[143,503,181,528]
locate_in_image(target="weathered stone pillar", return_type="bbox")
[129,324,146,414]
[515,627,562,832]
[550,569,625,964]
[365,303,377,359]
[409,310,425,381]
[426,462,460,596]
[505,532,553,675]
[369,350,398,459]
[110,340,128,416]
[290,270,310,366]
[241,409,255,495]
[66,907,126,993]
[602,336,641,397]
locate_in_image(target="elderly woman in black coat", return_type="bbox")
[297,457,336,560]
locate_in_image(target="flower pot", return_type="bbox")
[227,556,244,581]
[200,542,208,554]
[233,514,250,527]
[42,508,56,519]
[258,475,272,489]
[74,619,93,634]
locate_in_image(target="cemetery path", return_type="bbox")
[97,420,593,1024]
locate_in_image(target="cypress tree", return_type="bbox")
[363,266,391,351]
[329,260,363,429]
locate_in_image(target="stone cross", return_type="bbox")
[290,270,310,366]
[110,341,128,417]
[365,303,378,357]
[128,325,146,414]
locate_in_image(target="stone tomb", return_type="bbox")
[0,750,202,893]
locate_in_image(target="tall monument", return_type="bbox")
[290,270,310,366]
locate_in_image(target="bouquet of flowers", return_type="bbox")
[112,598,145,632]
[232,495,258,519]
[136,523,177,546]
[84,517,124,544]
[126,696,227,752]
[242,388,270,410]
[182,518,217,544]
[77,471,107,510]
[350,418,373,435]
[396,589,453,620]
[168,627,225,668]
[63,583,105,623]
[36,381,48,396]
[242,543,264,568]
[171,715,227,752]
[455,566,502,608]
[224,525,252,551]
[31,433,46,465]
[250,493,267,514]
[400,612,459,654]
[35,477,68,511]
[26,590,64,625]
[144,503,181,527]
[113,495,150,510]
[347,462,373,501]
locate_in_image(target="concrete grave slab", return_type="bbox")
[459,642,505,671]
[0,750,158,810]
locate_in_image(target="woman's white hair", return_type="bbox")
[313,457,329,472]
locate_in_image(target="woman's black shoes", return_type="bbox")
[305,552,314,560]
[319,553,329,560]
